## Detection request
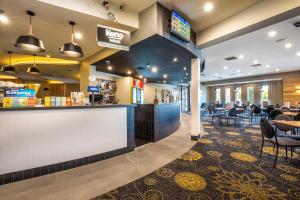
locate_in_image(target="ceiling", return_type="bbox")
[201,15,300,82]
[158,0,262,33]
[93,34,196,84]
[0,0,140,60]
[0,0,137,83]
[110,0,156,13]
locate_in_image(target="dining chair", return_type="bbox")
[260,119,300,166]
[268,110,283,120]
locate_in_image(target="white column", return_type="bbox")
[191,58,201,140]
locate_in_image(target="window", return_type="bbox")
[235,87,241,105]
[261,85,268,103]
[215,88,221,103]
[247,86,254,104]
[225,88,230,104]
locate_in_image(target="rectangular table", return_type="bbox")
[272,120,300,128]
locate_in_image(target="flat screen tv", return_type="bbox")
[170,10,191,43]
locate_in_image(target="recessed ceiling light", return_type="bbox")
[224,66,228,70]
[173,57,178,62]
[151,67,158,73]
[46,55,51,58]
[163,74,168,78]
[238,54,244,59]
[186,73,188,76]
[203,2,214,12]
[74,32,82,39]
[215,73,218,76]
[183,67,187,70]
[127,70,132,75]
[285,43,292,49]
[296,51,300,56]
[143,78,147,82]
[237,69,241,73]
[268,30,277,38]
[265,65,270,68]
[276,68,279,72]
[0,10,9,24]
[248,72,252,75]
[163,80,166,83]
[253,60,259,64]
[107,66,113,70]
[139,75,143,79]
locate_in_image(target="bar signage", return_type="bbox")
[4,88,35,97]
[87,86,100,93]
[97,25,130,51]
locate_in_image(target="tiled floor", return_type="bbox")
[0,114,195,200]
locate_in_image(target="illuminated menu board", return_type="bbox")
[171,11,191,42]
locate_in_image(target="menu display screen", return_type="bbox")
[171,11,191,42]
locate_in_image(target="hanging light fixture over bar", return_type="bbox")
[27,54,41,74]
[15,10,45,52]
[1,51,17,73]
[60,21,84,58]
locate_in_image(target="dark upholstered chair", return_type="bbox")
[268,110,283,120]
[260,119,300,166]
[265,106,274,115]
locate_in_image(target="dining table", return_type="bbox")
[272,120,300,128]
[283,112,299,117]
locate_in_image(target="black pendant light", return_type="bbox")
[60,21,84,58]
[1,51,16,73]
[15,10,45,53]
[27,54,41,74]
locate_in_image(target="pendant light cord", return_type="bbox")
[28,15,33,36]
[71,25,74,43]
[9,52,12,66]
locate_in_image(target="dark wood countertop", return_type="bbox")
[0,104,133,112]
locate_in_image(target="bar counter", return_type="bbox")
[135,103,181,142]
[0,105,134,185]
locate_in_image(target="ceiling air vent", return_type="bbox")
[224,56,238,61]
[275,38,286,43]
[200,73,206,76]
[228,74,236,76]
[250,64,262,67]
[137,67,146,70]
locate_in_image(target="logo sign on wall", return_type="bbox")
[97,25,130,51]
[4,88,35,97]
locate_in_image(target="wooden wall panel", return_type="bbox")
[283,75,300,106]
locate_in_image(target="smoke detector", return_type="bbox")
[120,4,126,11]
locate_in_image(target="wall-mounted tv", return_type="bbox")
[170,10,191,43]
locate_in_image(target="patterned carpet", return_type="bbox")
[92,122,300,200]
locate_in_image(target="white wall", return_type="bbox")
[144,83,178,104]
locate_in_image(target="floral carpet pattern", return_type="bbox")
[92,123,300,200]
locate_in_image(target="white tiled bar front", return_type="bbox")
[0,105,134,184]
